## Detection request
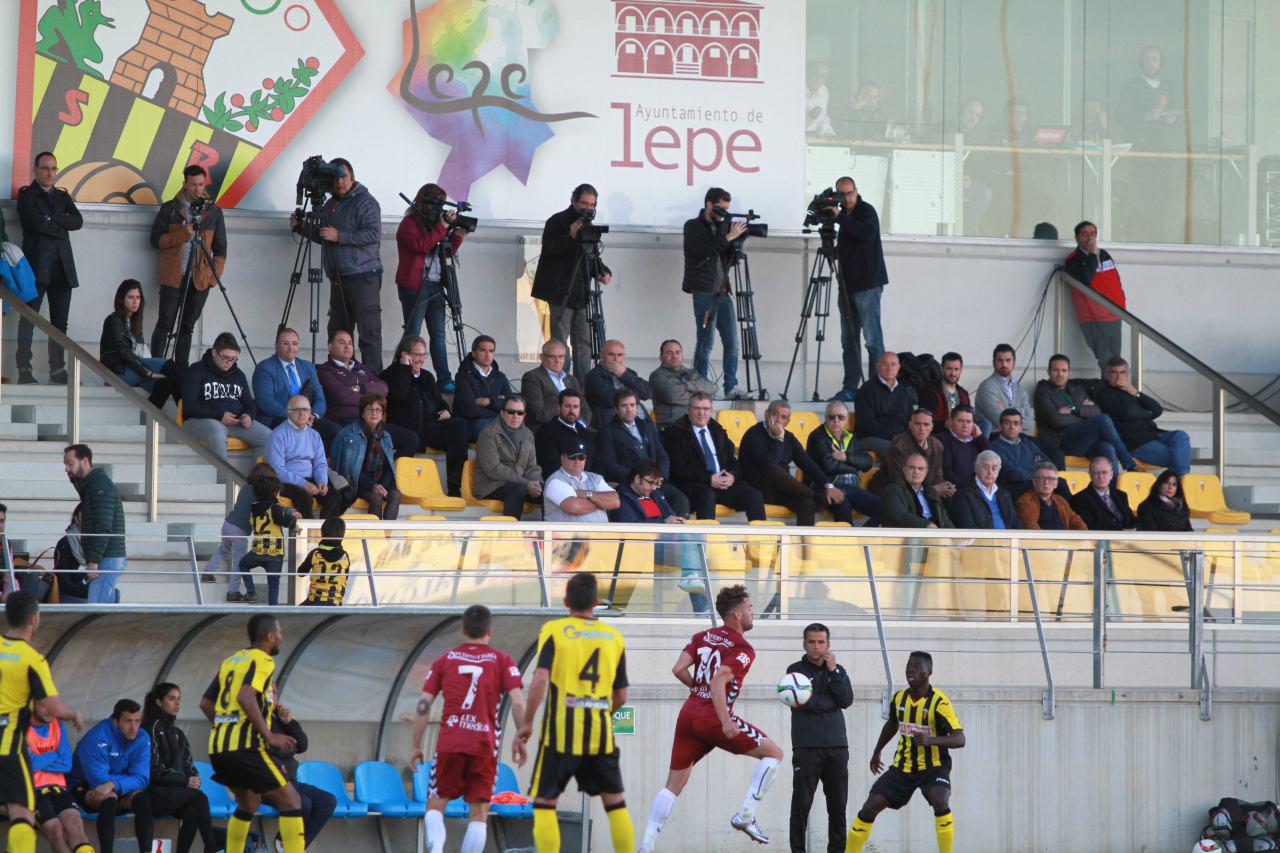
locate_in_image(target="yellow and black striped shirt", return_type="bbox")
[535,616,627,756]
[0,637,57,756]
[891,685,962,773]
[248,499,294,558]
[302,544,351,605]
[204,647,276,754]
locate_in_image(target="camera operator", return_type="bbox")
[830,176,888,402]
[292,158,385,371]
[149,164,227,367]
[531,183,612,380]
[395,182,466,387]
[681,187,748,401]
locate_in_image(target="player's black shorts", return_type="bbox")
[529,745,624,799]
[869,765,951,810]
[34,786,74,824]
[211,746,289,794]
[0,751,35,810]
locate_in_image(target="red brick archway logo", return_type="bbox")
[612,0,761,83]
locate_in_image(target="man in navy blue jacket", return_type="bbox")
[70,699,153,853]
[594,388,689,516]
[852,352,916,456]
[738,401,848,526]
[452,335,512,441]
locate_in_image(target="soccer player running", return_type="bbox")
[410,604,527,853]
[845,651,964,853]
[0,591,85,853]
[513,571,634,852]
[640,584,784,850]
[199,614,307,853]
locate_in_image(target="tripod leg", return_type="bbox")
[810,255,836,402]
[782,252,827,400]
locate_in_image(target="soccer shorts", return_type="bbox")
[211,746,290,794]
[529,745,624,800]
[34,786,74,824]
[869,765,951,810]
[669,711,767,770]
[430,750,497,803]
[0,751,35,810]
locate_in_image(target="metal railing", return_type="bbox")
[0,283,246,519]
[1053,267,1280,481]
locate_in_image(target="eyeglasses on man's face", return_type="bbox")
[503,408,526,416]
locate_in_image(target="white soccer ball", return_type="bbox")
[1193,839,1222,853]
[776,672,813,707]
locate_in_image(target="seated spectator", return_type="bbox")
[252,327,337,447]
[614,459,709,613]
[595,388,690,516]
[27,695,94,853]
[975,343,1035,435]
[99,279,178,409]
[70,699,154,853]
[452,334,512,441]
[738,400,848,526]
[330,394,400,520]
[585,338,652,426]
[938,405,989,487]
[649,338,715,428]
[1136,469,1193,532]
[473,394,543,519]
[49,504,91,602]
[1069,457,1136,531]
[381,335,469,496]
[267,394,343,519]
[1033,353,1131,477]
[662,392,766,521]
[990,408,1058,498]
[237,473,301,606]
[534,389,597,480]
[142,683,220,853]
[300,516,351,606]
[853,351,917,456]
[316,329,417,457]
[918,351,971,435]
[269,703,337,847]
[180,332,271,462]
[202,461,274,602]
[520,339,591,429]
[543,435,619,522]
[1095,357,1192,475]
[806,401,881,525]
[1014,462,1088,530]
[948,450,1020,529]
[880,450,952,528]
[867,408,954,499]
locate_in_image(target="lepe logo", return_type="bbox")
[390,0,595,200]
[612,0,761,83]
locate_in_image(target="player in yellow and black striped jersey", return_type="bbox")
[0,592,85,853]
[846,651,964,853]
[199,614,309,853]
[514,572,634,852]
[300,517,350,606]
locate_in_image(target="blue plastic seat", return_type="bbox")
[354,760,426,818]
[411,761,469,819]
[196,760,237,820]
[490,762,533,819]
[297,761,369,818]
[257,802,279,818]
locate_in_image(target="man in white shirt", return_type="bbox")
[974,343,1034,435]
[543,435,619,524]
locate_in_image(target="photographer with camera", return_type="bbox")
[292,158,385,371]
[682,187,749,401]
[395,182,468,387]
[830,176,888,402]
[148,165,227,367]
[531,183,612,380]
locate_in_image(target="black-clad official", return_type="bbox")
[787,622,853,853]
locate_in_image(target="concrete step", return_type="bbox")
[0,422,40,440]
[17,404,145,427]
[36,422,149,442]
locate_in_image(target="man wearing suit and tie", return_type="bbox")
[662,391,765,521]
[253,327,339,448]
[1069,457,1136,530]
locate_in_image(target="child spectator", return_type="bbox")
[202,462,276,602]
[300,516,350,607]
[237,474,301,606]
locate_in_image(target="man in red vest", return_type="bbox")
[27,703,93,853]
[1064,220,1127,370]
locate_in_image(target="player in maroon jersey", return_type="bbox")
[639,585,784,849]
[409,605,527,853]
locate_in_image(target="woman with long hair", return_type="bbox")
[142,683,222,853]
[99,279,179,408]
[1136,468,1193,532]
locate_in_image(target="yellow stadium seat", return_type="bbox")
[1116,471,1156,511]
[715,409,756,447]
[1181,473,1252,525]
[176,400,249,451]
[341,513,379,520]
[479,515,518,522]
[397,457,466,512]
[1063,455,1091,469]
[715,503,737,518]
[350,497,369,510]
[763,503,796,520]
[860,467,878,489]
[1059,470,1090,495]
[462,459,538,515]
[786,410,821,446]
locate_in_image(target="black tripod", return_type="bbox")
[782,225,839,401]
[163,208,256,366]
[728,243,766,400]
[281,196,326,362]
[407,232,467,366]
[577,237,609,364]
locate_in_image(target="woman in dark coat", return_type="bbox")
[142,682,222,853]
[99,279,179,408]
[1136,469,1193,532]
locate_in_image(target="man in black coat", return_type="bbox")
[682,187,749,400]
[1069,457,1136,531]
[831,176,888,401]
[530,183,612,380]
[738,401,848,526]
[662,391,764,520]
[15,151,81,384]
[534,388,597,481]
[947,450,1020,529]
[853,352,916,456]
[594,389,689,516]
[584,339,651,426]
[1094,357,1192,475]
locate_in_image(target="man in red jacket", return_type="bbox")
[1063,221,1126,370]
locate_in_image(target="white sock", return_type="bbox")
[425,809,446,853]
[642,788,679,851]
[737,757,779,820]
[460,820,487,853]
